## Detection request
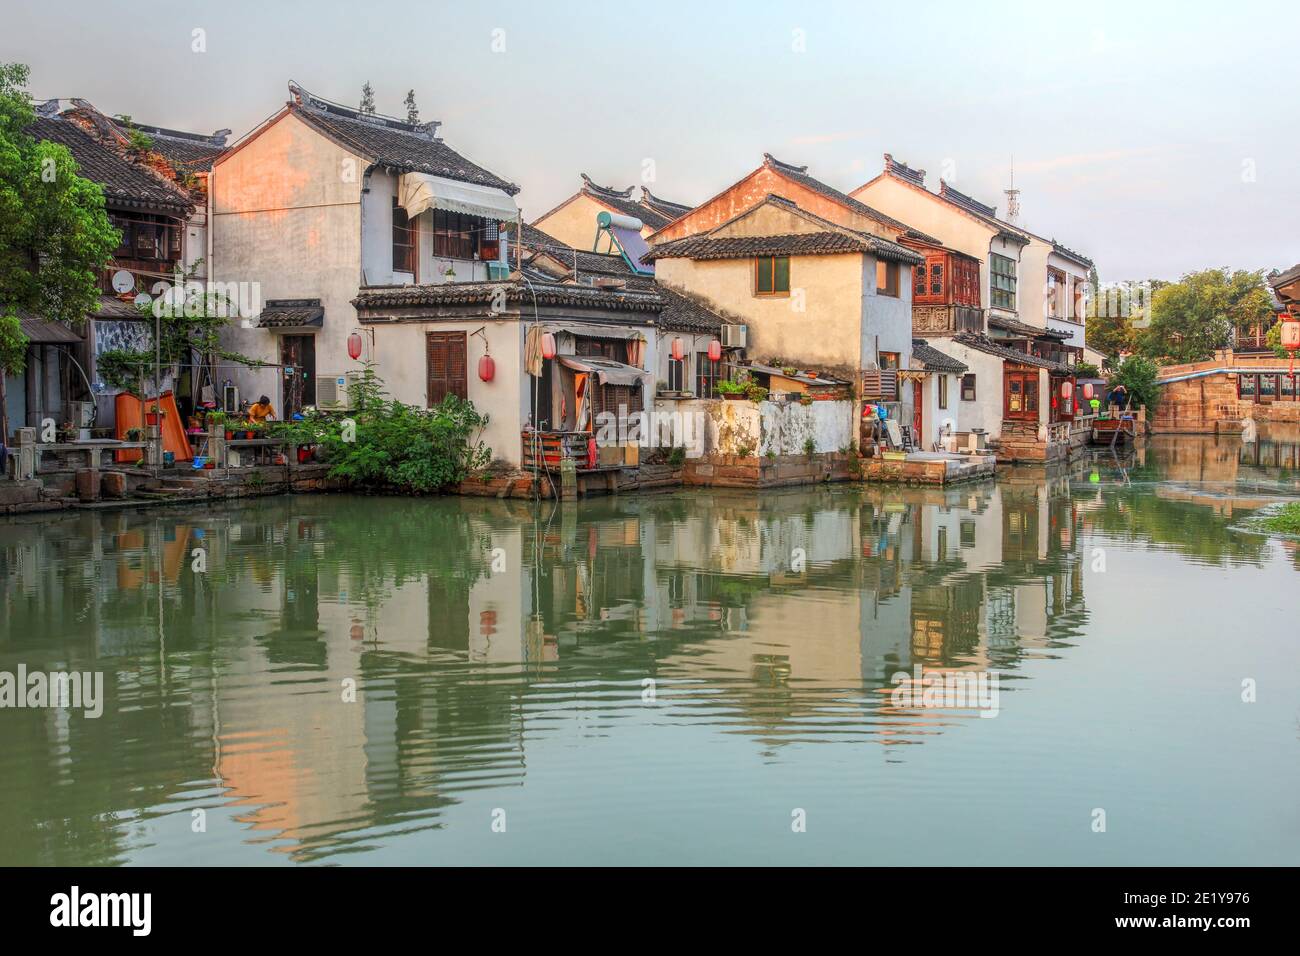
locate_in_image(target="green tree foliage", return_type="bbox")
[270,367,492,494]
[1108,355,1160,412]
[95,263,267,396]
[0,62,119,439]
[1138,268,1274,364]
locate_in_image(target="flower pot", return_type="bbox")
[723,393,746,401]
[225,430,234,440]
[145,412,159,426]
[297,446,312,463]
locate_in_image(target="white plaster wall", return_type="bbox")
[861,254,914,370]
[929,341,1004,439]
[212,111,364,411]
[919,372,961,448]
[366,320,524,466]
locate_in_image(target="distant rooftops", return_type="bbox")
[284,82,518,194]
[576,174,694,230]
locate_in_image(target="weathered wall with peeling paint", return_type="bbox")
[651,398,853,458]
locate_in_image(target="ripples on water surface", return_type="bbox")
[2,432,1298,865]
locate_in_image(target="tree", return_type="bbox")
[1108,355,1160,412]
[0,62,119,443]
[360,82,376,115]
[404,90,419,125]
[1138,268,1273,364]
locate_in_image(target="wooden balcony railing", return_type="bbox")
[522,430,594,470]
[913,304,984,335]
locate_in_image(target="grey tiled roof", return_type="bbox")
[289,85,518,194]
[579,175,675,229]
[503,221,657,289]
[988,315,1071,340]
[644,228,922,265]
[763,153,917,234]
[952,333,1070,372]
[656,287,725,334]
[639,187,692,221]
[257,299,324,328]
[126,123,228,172]
[353,280,662,314]
[29,116,194,214]
[911,338,967,373]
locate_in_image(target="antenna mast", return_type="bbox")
[1004,156,1021,225]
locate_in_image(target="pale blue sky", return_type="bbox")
[6,0,1297,279]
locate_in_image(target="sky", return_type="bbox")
[6,0,1298,281]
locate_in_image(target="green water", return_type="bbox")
[2,432,1298,866]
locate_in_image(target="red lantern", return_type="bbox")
[347,331,363,361]
[1060,380,1073,399]
[670,337,685,361]
[707,339,722,362]
[1083,383,1095,400]
[478,354,495,382]
[541,332,557,360]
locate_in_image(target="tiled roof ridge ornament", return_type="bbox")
[883,153,926,186]
[763,153,808,173]
[580,173,634,198]
[287,81,441,140]
[938,179,998,218]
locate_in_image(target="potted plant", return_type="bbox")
[744,382,769,402]
[144,404,165,427]
[716,379,747,401]
[124,427,143,443]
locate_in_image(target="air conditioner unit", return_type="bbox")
[721,323,748,349]
[222,384,240,414]
[315,374,348,410]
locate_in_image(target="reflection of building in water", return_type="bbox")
[1,479,1092,862]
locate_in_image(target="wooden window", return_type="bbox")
[426,331,467,406]
[876,259,899,297]
[961,373,976,402]
[991,253,1016,311]
[393,199,416,274]
[939,374,949,409]
[667,357,686,391]
[1046,267,1066,317]
[432,209,479,260]
[695,352,721,398]
[593,382,644,420]
[755,256,790,295]
[953,257,980,307]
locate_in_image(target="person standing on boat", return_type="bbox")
[1109,383,1129,411]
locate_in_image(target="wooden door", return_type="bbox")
[1004,369,1039,421]
[427,331,468,407]
[279,334,316,417]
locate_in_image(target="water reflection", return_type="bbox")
[2,433,1298,865]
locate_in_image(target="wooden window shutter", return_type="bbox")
[427,331,467,406]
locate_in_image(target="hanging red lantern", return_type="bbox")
[670,337,685,362]
[707,339,722,362]
[478,354,496,382]
[1060,380,1073,400]
[541,332,557,360]
[347,331,363,361]
[1083,383,1095,400]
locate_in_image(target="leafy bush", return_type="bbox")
[1108,355,1160,412]
[1258,502,1300,535]
[269,367,491,493]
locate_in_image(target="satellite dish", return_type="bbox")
[133,292,152,306]
[111,270,135,293]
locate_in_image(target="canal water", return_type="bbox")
[2,431,1298,866]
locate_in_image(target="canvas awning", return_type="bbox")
[398,172,518,222]
[556,355,649,387]
[543,323,647,341]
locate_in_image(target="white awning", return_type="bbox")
[398,172,518,221]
